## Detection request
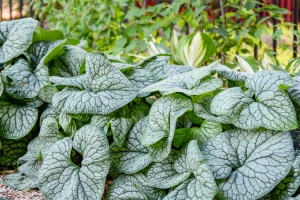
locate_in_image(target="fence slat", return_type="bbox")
[273,0,278,54]
[19,0,23,18]
[0,0,2,20]
[294,0,299,58]
[9,0,12,20]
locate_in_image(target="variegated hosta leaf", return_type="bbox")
[193,99,231,124]
[0,101,38,139]
[0,18,38,63]
[110,117,152,175]
[136,54,193,82]
[58,113,77,136]
[139,62,222,96]
[0,134,31,166]
[164,140,217,200]
[201,129,294,200]
[146,151,190,189]
[141,94,192,162]
[261,51,279,70]
[38,85,58,103]
[38,125,110,200]
[211,71,297,130]
[288,76,300,106]
[51,53,138,114]
[271,154,300,199]
[235,55,259,74]
[286,57,300,76]
[147,41,170,56]
[106,173,166,200]
[176,32,216,67]
[213,64,251,81]
[110,117,134,147]
[50,45,87,77]
[173,120,222,148]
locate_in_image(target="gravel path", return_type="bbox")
[0,174,45,200]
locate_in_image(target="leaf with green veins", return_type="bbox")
[4,39,66,99]
[4,156,42,189]
[40,105,59,125]
[50,53,138,114]
[213,64,251,81]
[50,46,87,77]
[106,173,166,200]
[19,137,41,162]
[211,71,298,130]
[32,27,65,43]
[164,140,217,200]
[90,114,114,130]
[0,134,31,166]
[271,154,300,199]
[173,120,222,148]
[38,85,58,103]
[139,63,222,96]
[201,129,294,200]
[0,18,38,63]
[194,99,232,124]
[136,54,193,81]
[110,117,152,175]
[40,117,66,157]
[141,94,192,162]
[146,151,190,189]
[124,69,155,97]
[110,117,134,147]
[176,32,216,67]
[0,101,38,139]
[38,125,110,200]
[27,39,67,65]
[58,113,77,136]
[235,55,259,74]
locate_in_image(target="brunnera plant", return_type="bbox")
[1,18,300,200]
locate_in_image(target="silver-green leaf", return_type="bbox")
[201,129,294,200]
[211,71,297,130]
[106,173,166,200]
[110,117,152,175]
[0,18,38,63]
[38,125,110,200]
[51,53,138,114]
[141,94,192,161]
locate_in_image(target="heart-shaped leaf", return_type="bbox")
[201,129,294,200]
[110,117,152,175]
[38,125,110,200]
[211,71,297,130]
[0,18,38,63]
[50,53,138,114]
[142,94,192,161]
[139,63,222,96]
[164,140,217,200]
